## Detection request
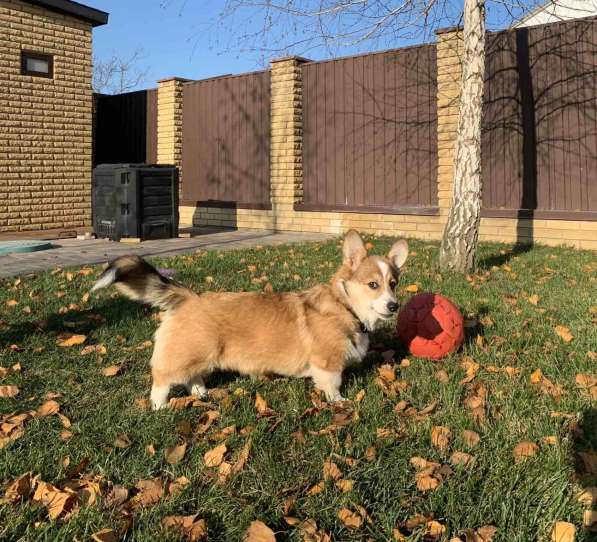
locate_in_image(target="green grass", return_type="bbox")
[0,238,596,541]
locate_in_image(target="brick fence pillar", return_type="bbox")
[435,28,463,220]
[270,57,308,227]
[157,77,187,169]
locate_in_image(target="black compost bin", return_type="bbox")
[92,164,179,241]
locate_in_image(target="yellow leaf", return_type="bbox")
[2,472,34,503]
[513,441,539,463]
[450,451,475,468]
[56,334,87,347]
[0,385,19,398]
[308,481,325,495]
[6,299,18,307]
[551,521,576,542]
[37,400,60,417]
[431,426,451,452]
[255,393,268,414]
[146,443,156,456]
[426,520,446,539]
[337,508,363,529]
[405,284,419,293]
[354,389,366,403]
[335,479,354,492]
[416,475,440,491]
[163,514,208,541]
[323,460,342,481]
[165,443,187,465]
[101,365,121,377]
[204,443,227,467]
[554,326,573,343]
[231,439,252,474]
[528,294,540,305]
[460,357,480,384]
[462,430,480,448]
[242,520,276,542]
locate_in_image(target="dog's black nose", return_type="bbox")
[387,301,399,313]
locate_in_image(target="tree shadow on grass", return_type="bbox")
[571,408,597,535]
[477,241,533,270]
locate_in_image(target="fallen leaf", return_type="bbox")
[335,479,354,492]
[426,520,446,539]
[365,446,376,462]
[243,520,276,541]
[232,439,252,474]
[435,370,449,383]
[462,430,480,448]
[337,508,363,529]
[195,410,220,435]
[37,400,60,417]
[354,389,366,403]
[405,284,419,293]
[169,476,190,497]
[477,526,498,541]
[163,514,208,541]
[554,326,573,343]
[165,443,187,464]
[460,357,480,384]
[56,334,87,347]
[551,521,576,542]
[32,481,77,520]
[528,294,540,305]
[2,472,34,503]
[450,451,475,468]
[0,385,19,398]
[308,481,325,495]
[91,529,119,542]
[102,365,121,377]
[431,426,451,452]
[323,460,342,481]
[255,393,275,417]
[131,478,164,508]
[417,476,440,491]
[113,434,132,449]
[81,344,107,356]
[513,441,539,463]
[204,443,227,467]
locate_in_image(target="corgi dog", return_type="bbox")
[92,231,408,409]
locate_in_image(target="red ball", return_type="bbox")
[396,293,464,360]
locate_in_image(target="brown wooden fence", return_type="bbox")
[482,18,597,220]
[181,70,271,208]
[299,44,438,214]
[93,89,158,166]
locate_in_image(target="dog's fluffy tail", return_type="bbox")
[91,255,191,311]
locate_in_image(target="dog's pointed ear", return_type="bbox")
[388,239,408,269]
[342,230,367,271]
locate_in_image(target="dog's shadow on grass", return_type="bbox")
[571,407,597,534]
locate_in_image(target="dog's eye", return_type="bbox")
[368,281,379,290]
[389,281,397,290]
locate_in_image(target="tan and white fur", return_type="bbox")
[92,231,408,409]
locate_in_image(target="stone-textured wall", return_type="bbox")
[157,78,185,167]
[0,0,93,232]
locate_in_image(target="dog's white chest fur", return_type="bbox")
[345,332,369,364]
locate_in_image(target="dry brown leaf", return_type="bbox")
[0,385,19,398]
[163,514,208,541]
[113,434,132,449]
[477,526,498,541]
[56,334,87,347]
[450,451,475,468]
[462,430,481,448]
[102,365,121,377]
[2,472,34,503]
[528,294,540,305]
[337,508,363,529]
[335,479,354,492]
[37,400,60,417]
[460,357,480,384]
[308,481,325,495]
[195,410,220,435]
[255,393,275,417]
[91,528,119,542]
[243,520,276,542]
[513,441,539,463]
[81,344,107,356]
[165,443,187,465]
[554,326,573,343]
[378,364,396,382]
[578,487,597,507]
[32,481,77,520]
[417,475,440,491]
[426,520,446,539]
[232,439,252,474]
[204,443,227,467]
[323,460,342,481]
[131,478,164,508]
[551,521,576,542]
[431,426,451,452]
[405,284,419,293]
[393,528,408,541]
[365,446,376,462]
[435,370,449,384]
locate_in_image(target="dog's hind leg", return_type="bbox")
[186,374,208,399]
[309,365,344,402]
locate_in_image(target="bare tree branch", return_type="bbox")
[93,47,149,95]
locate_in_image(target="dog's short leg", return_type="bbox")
[150,384,171,410]
[310,365,344,402]
[186,375,207,399]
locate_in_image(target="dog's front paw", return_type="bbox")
[326,391,346,402]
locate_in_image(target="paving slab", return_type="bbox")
[0,228,334,279]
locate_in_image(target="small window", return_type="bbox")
[21,51,53,78]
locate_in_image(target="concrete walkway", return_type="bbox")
[0,228,333,278]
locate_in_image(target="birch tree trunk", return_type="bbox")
[439,0,486,272]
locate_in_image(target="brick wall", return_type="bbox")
[0,0,93,232]
[177,36,597,250]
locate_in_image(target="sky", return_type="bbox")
[90,0,540,93]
